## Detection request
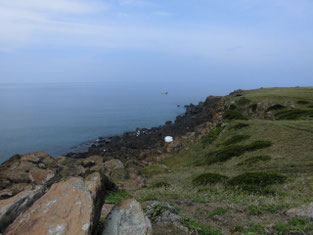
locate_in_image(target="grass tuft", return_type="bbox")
[105,190,133,204]
[222,134,251,146]
[267,104,285,111]
[238,155,271,166]
[201,127,223,145]
[224,110,248,120]
[192,173,228,186]
[150,181,170,188]
[237,97,251,105]
[207,207,228,217]
[228,172,287,187]
[230,123,249,130]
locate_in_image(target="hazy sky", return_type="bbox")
[0,0,313,88]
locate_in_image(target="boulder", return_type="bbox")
[4,172,108,235]
[102,199,152,235]
[0,186,45,233]
[287,202,313,220]
[104,159,124,171]
[101,204,115,219]
[104,159,127,182]
[0,152,59,197]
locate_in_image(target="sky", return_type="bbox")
[0,0,313,88]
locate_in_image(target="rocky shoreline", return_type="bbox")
[66,96,223,160]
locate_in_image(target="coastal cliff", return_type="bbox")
[1,87,313,234]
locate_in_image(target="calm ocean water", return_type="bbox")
[0,81,221,163]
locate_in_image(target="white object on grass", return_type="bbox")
[164,136,173,143]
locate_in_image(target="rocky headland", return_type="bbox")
[1,87,313,235]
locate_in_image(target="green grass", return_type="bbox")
[192,173,228,186]
[150,181,170,188]
[223,110,247,120]
[201,127,223,145]
[221,134,251,146]
[230,122,249,130]
[237,97,251,105]
[275,109,313,120]
[140,164,168,177]
[207,207,228,217]
[228,172,287,187]
[267,104,285,111]
[180,214,221,235]
[238,155,271,166]
[105,190,133,204]
[246,205,262,215]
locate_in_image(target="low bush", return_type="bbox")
[192,173,228,186]
[230,225,244,233]
[275,109,313,120]
[223,110,248,120]
[230,123,249,130]
[246,205,262,215]
[229,104,237,110]
[206,141,272,164]
[297,100,310,105]
[239,184,277,195]
[140,164,168,177]
[228,172,287,187]
[245,141,272,151]
[267,104,285,111]
[201,127,223,145]
[250,103,258,112]
[237,97,251,105]
[222,134,251,146]
[238,155,271,166]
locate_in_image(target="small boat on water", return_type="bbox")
[161,92,168,95]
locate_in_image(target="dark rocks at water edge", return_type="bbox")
[66,96,223,160]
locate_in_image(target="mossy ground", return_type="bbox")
[127,87,313,234]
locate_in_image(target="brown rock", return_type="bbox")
[0,186,45,233]
[101,204,115,219]
[0,152,59,197]
[104,159,124,171]
[287,202,313,220]
[4,172,107,235]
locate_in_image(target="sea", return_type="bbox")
[0,81,225,163]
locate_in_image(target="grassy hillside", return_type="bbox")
[111,87,313,234]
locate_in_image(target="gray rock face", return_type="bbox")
[0,186,45,233]
[287,202,313,220]
[102,199,152,235]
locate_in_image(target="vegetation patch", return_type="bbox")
[229,104,237,110]
[228,172,287,187]
[238,155,271,166]
[150,181,170,188]
[206,141,272,164]
[246,205,262,215]
[180,214,221,235]
[267,104,285,111]
[230,225,244,233]
[245,140,272,151]
[105,190,133,204]
[223,110,248,120]
[201,127,223,145]
[275,109,313,120]
[250,103,258,112]
[230,123,249,130]
[222,134,251,146]
[150,204,168,221]
[237,97,251,105]
[207,207,228,217]
[140,164,168,177]
[192,173,228,186]
[239,185,277,195]
[297,100,310,105]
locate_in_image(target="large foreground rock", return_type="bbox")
[0,186,45,233]
[102,199,152,235]
[287,202,313,220]
[4,172,108,235]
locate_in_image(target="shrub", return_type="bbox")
[297,100,310,105]
[222,134,251,146]
[250,103,258,112]
[238,155,271,166]
[267,104,285,111]
[201,127,223,145]
[237,97,251,105]
[231,123,249,130]
[208,207,228,217]
[228,172,287,187]
[229,104,237,110]
[150,181,170,188]
[275,109,308,120]
[275,222,291,234]
[239,184,276,195]
[206,145,246,164]
[223,110,248,120]
[193,173,228,186]
[245,141,272,151]
[105,190,133,204]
